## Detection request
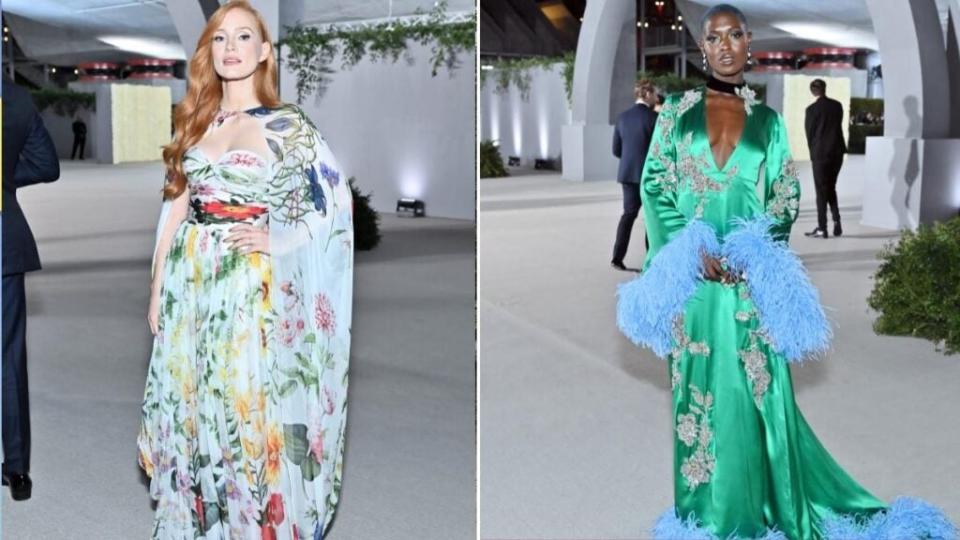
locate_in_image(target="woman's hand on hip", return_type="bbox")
[225,224,270,255]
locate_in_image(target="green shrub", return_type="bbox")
[867,217,960,354]
[30,88,96,116]
[480,140,509,178]
[348,178,381,251]
[851,97,883,119]
[848,124,883,154]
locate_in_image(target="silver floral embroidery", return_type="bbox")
[735,310,754,322]
[677,413,698,446]
[679,384,715,490]
[677,89,703,117]
[739,347,771,408]
[676,132,740,217]
[668,317,709,393]
[767,159,800,221]
[735,84,759,115]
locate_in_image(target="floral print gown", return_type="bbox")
[618,87,956,539]
[138,104,353,540]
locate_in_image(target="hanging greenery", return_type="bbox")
[30,88,96,116]
[481,55,568,102]
[281,1,475,103]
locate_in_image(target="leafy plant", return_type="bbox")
[30,88,96,116]
[481,55,566,102]
[851,97,884,120]
[867,217,960,354]
[281,1,475,103]
[480,140,508,178]
[348,178,381,251]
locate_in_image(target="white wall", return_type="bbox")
[39,107,98,161]
[279,41,476,221]
[480,64,571,167]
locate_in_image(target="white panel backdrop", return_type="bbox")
[480,64,571,167]
[280,41,476,220]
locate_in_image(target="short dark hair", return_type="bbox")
[700,3,749,34]
[810,79,826,94]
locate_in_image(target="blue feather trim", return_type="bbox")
[652,508,787,540]
[821,497,958,540]
[653,499,958,540]
[722,215,831,363]
[616,220,719,358]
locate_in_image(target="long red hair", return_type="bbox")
[162,0,281,199]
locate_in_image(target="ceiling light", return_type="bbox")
[644,22,649,28]
[97,35,186,60]
[481,65,494,71]
[3,26,8,33]
[637,21,642,27]
[678,15,683,22]
[2,36,7,42]
[74,68,80,75]
[671,24,676,30]
[770,21,878,50]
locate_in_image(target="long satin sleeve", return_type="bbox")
[761,115,801,243]
[640,95,687,265]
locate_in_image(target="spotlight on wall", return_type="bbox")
[481,65,494,71]
[507,156,521,167]
[51,67,57,73]
[396,198,426,217]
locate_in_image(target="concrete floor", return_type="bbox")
[478,156,960,539]
[2,160,476,539]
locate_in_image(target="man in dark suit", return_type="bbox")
[2,76,61,500]
[71,116,87,160]
[611,79,658,271]
[804,78,846,238]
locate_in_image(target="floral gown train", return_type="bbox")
[138,105,354,540]
[617,87,957,539]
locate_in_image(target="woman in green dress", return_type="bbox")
[617,4,956,539]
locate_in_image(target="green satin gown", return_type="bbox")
[640,87,887,539]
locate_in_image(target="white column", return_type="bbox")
[561,0,636,181]
[862,0,960,230]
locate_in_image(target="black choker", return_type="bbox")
[706,76,746,96]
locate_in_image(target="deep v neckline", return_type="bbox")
[702,93,747,172]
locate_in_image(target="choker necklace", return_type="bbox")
[706,76,746,96]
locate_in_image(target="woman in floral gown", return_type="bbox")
[138,2,353,538]
[617,4,956,539]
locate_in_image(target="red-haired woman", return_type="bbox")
[137,2,353,538]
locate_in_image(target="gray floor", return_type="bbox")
[2,160,476,539]
[478,156,960,539]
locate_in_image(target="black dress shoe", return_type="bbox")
[611,260,627,271]
[804,228,828,238]
[833,222,842,237]
[2,472,32,501]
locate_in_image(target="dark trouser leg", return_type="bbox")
[811,160,829,231]
[2,273,30,474]
[79,136,85,160]
[826,157,843,224]
[612,182,642,264]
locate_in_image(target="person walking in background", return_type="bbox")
[611,79,658,272]
[71,115,87,160]
[2,76,62,501]
[804,78,846,238]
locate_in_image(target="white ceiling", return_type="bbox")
[678,0,955,52]
[2,0,475,65]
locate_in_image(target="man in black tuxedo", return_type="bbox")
[611,79,658,271]
[804,78,846,238]
[2,77,61,500]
